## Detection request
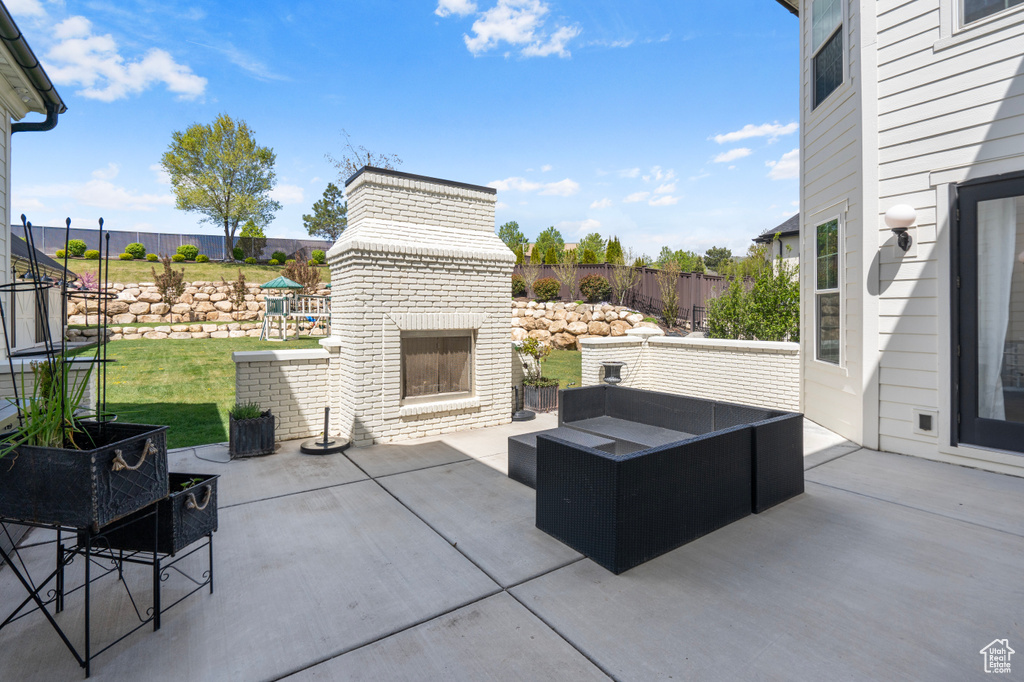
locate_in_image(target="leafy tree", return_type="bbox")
[498,221,528,253]
[161,113,281,255]
[577,232,606,262]
[656,261,681,326]
[633,253,652,268]
[238,219,267,260]
[717,243,771,280]
[707,255,799,341]
[703,246,732,273]
[303,182,348,242]
[533,226,564,263]
[657,246,707,274]
[544,245,560,264]
[326,128,402,181]
[605,236,623,264]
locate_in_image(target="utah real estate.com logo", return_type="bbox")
[980,639,1014,674]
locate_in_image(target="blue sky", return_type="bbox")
[8,0,799,257]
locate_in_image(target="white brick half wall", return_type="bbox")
[233,348,333,441]
[581,335,800,412]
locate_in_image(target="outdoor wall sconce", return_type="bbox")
[884,204,916,252]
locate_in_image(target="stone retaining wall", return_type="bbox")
[67,280,330,326]
[511,300,659,349]
[581,332,801,412]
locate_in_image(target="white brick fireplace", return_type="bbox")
[325,167,515,446]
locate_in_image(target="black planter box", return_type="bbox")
[229,410,275,458]
[0,422,169,532]
[524,384,559,412]
[88,472,218,556]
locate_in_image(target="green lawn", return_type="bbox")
[543,350,582,389]
[68,341,582,449]
[72,337,324,449]
[64,258,330,284]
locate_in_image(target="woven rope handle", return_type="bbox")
[186,485,213,511]
[111,438,156,472]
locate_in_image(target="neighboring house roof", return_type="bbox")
[772,0,799,16]
[526,242,577,257]
[753,213,800,244]
[11,237,77,279]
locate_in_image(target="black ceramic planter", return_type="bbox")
[0,422,169,532]
[90,472,219,556]
[229,410,275,458]
[524,384,559,412]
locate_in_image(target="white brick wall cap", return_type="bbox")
[625,327,665,338]
[319,336,343,350]
[345,170,497,203]
[647,337,799,353]
[232,349,331,363]
[398,396,481,417]
[326,219,514,263]
[579,337,644,348]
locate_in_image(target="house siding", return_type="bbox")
[874,0,1024,472]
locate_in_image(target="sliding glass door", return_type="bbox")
[956,173,1024,453]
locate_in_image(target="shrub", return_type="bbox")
[512,273,527,297]
[307,260,317,266]
[231,269,247,308]
[706,258,799,342]
[151,255,185,305]
[233,246,244,261]
[54,249,66,259]
[230,402,263,420]
[119,253,133,261]
[196,254,210,263]
[311,249,326,264]
[268,258,281,266]
[272,250,287,263]
[125,242,146,259]
[281,260,321,294]
[84,249,100,260]
[177,244,199,261]
[67,239,87,257]
[245,257,257,264]
[532,277,560,301]
[579,274,611,303]
[171,253,186,262]
[146,253,158,262]
[284,258,296,265]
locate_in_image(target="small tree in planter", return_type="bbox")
[516,337,558,412]
[228,402,275,458]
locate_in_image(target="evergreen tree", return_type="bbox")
[302,183,348,242]
[605,236,624,264]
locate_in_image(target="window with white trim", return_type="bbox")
[811,0,844,109]
[815,218,840,364]
[962,0,1024,25]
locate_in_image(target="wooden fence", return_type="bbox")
[513,263,730,329]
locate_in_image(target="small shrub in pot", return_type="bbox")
[229,402,275,458]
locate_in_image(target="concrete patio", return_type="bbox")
[1,416,1022,681]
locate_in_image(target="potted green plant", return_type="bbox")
[0,356,169,532]
[516,337,559,412]
[228,402,275,458]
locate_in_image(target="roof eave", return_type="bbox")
[773,0,799,17]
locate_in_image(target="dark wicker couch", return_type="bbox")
[535,385,804,574]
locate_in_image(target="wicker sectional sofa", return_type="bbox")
[532,385,804,574]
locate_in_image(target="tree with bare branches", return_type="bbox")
[520,261,541,300]
[326,129,403,180]
[552,249,579,301]
[656,260,681,326]
[609,247,643,305]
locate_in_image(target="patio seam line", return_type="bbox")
[805,480,1024,539]
[803,447,865,471]
[339,452,616,680]
[369,451,506,481]
[267,588,503,682]
[218,476,370,510]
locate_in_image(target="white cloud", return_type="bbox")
[488,176,578,196]
[642,166,675,183]
[6,0,46,17]
[713,148,752,164]
[618,167,640,178]
[688,171,711,181]
[541,164,552,172]
[460,0,580,59]
[712,122,799,145]
[766,148,800,180]
[556,218,601,235]
[92,163,119,180]
[623,191,650,203]
[15,197,46,212]
[653,182,676,195]
[19,170,175,212]
[495,201,509,209]
[270,184,305,205]
[188,40,287,81]
[149,163,171,185]
[590,198,612,209]
[435,0,478,17]
[648,195,679,207]
[44,16,207,101]
[539,178,579,196]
